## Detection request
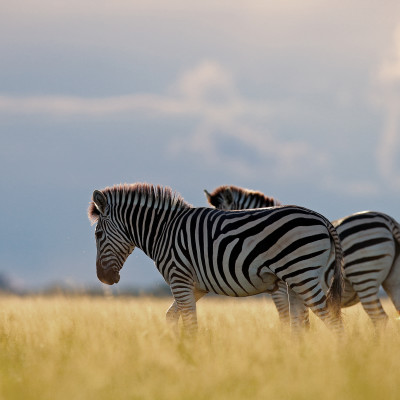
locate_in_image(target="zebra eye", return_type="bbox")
[95,231,103,240]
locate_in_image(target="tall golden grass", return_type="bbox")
[0,295,399,400]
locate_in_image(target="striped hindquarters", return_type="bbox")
[333,211,396,321]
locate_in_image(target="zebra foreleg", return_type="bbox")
[166,289,207,335]
[168,278,202,337]
[166,301,180,336]
[174,293,197,338]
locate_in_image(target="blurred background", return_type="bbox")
[1,0,400,293]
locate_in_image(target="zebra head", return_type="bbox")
[205,185,282,210]
[90,190,135,285]
[204,187,236,210]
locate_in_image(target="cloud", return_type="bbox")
[0,61,322,181]
[0,62,267,121]
[0,93,182,116]
[172,61,238,103]
[378,26,400,84]
[374,25,400,189]
[0,60,380,193]
[321,176,379,197]
[165,62,331,180]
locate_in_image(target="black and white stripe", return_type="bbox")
[89,183,344,335]
[204,186,282,210]
[205,185,400,326]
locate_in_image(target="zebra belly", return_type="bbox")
[193,270,277,297]
[191,254,279,297]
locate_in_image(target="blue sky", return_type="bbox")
[1,1,400,291]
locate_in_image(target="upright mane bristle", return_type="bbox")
[208,185,281,208]
[232,186,281,206]
[88,183,191,224]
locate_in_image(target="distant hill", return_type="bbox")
[0,272,22,293]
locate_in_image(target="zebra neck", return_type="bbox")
[236,195,277,209]
[127,204,186,261]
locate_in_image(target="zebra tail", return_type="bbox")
[325,222,344,319]
[389,216,400,246]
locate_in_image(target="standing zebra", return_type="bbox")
[205,185,400,326]
[88,183,344,335]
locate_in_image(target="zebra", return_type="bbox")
[205,185,400,326]
[88,183,344,335]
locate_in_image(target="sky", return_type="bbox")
[1,1,400,291]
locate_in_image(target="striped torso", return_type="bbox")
[155,206,332,297]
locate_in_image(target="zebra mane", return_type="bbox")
[88,183,192,224]
[207,185,281,208]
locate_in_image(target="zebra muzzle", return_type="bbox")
[96,261,120,285]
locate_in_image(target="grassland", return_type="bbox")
[0,295,399,400]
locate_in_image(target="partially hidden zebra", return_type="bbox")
[88,183,344,335]
[205,185,400,326]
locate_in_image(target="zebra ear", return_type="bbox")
[93,190,107,214]
[204,189,211,203]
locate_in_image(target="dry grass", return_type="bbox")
[0,295,399,400]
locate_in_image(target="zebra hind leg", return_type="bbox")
[287,288,310,334]
[306,295,344,337]
[358,290,388,328]
[287,273,343,336]
[271,280,291,326]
